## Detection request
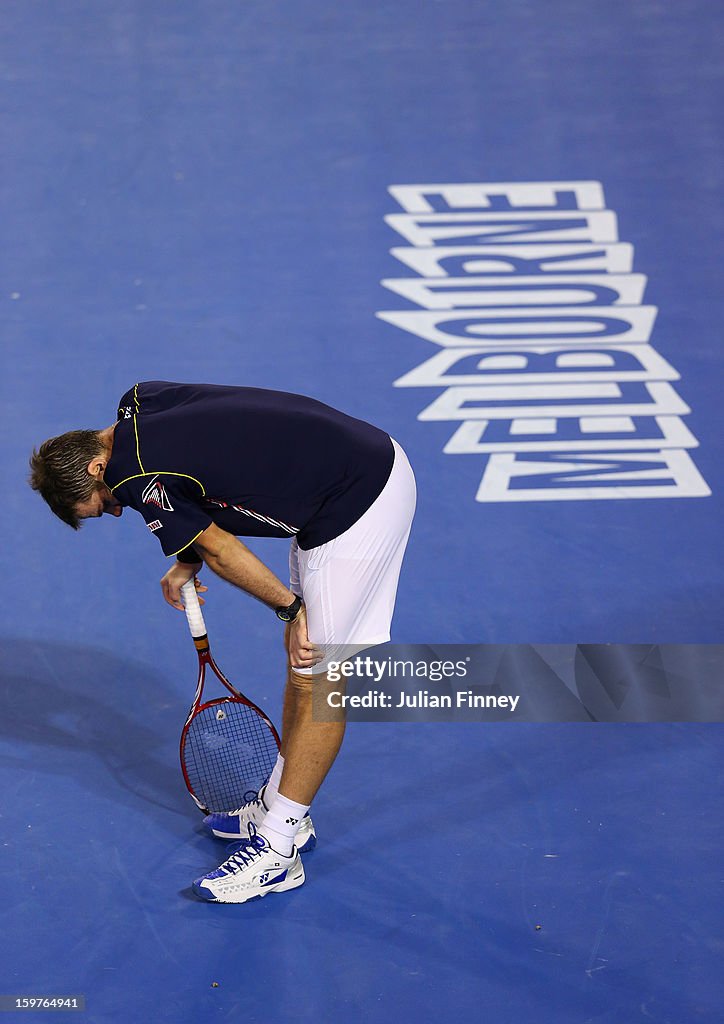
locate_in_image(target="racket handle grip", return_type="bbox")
[181,579,207,639]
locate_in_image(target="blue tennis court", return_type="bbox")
[2,2,722,1021]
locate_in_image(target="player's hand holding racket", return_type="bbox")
[161,561,207,609]
[177,578,280,814]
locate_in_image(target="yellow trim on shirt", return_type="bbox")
[110,471,206,495]
[130,386,145,472]
[133,416,145,473]
[131,384,145,472]
[168,529,206,559]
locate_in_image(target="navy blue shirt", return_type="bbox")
[105,382,395,557]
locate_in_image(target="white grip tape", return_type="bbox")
[181,580,207,639]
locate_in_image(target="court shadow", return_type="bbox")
[0,636,186,817]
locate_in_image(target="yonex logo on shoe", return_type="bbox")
[285,817,298,825]
[259,872,269,884]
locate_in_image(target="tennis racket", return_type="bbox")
[179,578,280,814]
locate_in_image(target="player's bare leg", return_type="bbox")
[201,646,339,856]
[193,665,343,903]
[277,667,346,806]
[279,661,297,759]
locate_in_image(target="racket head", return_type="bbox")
[180,691,280,814]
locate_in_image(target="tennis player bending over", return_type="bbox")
[29,381,416,904]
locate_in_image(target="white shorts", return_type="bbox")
[289,438,416,675]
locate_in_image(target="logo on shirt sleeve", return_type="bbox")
[147,520,163,532]
[142,476,175,512]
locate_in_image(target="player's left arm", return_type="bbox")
[192,524,295,608]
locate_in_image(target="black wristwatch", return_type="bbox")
[275,595,303,623]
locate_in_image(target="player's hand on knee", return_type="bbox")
[160,563,207,610]
[288,607,321,669]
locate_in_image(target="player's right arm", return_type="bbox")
[160,561,206,610]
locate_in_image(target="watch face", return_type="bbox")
[277,597,301,622]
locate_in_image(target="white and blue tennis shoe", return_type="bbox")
[203,786,317,854]
[193,823,305,904]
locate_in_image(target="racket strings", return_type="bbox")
[183,700,279,813]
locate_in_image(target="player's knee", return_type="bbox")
[289,667,347,722]
[289,667,314,689]
[289,666,342,688]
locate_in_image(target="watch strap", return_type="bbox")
[275,594,303,622]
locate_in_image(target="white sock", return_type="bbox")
[260,792,310,857]
[262,753,285,808]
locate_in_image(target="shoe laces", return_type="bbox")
[229,786,267,817]
[230,794,262,817]
[221,823,267,874]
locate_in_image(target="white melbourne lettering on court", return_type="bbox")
[378,180,711,502]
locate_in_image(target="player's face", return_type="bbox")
[75,482,123,520]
